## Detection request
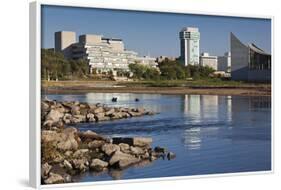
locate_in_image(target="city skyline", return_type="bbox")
[42,5,271,57]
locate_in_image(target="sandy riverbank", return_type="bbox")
[41,80,271,96]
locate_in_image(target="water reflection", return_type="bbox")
[182,95,231,123]
[45,93,271,181]
[183,127,202,150]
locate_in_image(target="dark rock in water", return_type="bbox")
[112,97,118,102]
[167,152,176,160]
[135,98,139,102]
[112,137,152,147]
[154,146,166,154]
[78,130,107,142]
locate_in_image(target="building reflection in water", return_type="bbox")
[183,94,231,123]
[182,95,233,150]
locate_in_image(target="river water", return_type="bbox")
[46,93,271,182]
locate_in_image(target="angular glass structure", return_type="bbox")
[231,33,271,82]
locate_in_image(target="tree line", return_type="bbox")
[42,48,214,81]
[41,49,89,80]
[129,58,215,80]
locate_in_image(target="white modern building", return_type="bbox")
[179,27,200,66]
[218,52,231,73]
[199,52,218,70]
[135,56,158,68]
[54,31,157,74]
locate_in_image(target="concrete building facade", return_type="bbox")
[231,32,271,82]
[54,31,157,74]
[218,52,231,73]
[179,27,200,66]
[199,52,218,70]
[54,31,76,59]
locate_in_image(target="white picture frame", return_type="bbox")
[29,1,274,189]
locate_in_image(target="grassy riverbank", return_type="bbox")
[41,79,271,96]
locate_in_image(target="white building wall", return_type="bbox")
[218,52,231,72]
[179,27,200,66]
[200,53,218,70]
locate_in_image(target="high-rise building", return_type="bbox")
[54,31,76,59]
[179,27,200,66]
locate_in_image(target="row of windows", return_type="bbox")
[249,50,271,70]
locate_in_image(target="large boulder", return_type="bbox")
[86,113,96,122]
[41,128,79,151]
[127,111,142,117]
[130,146,145,155]
[109,151,140,169]
[57,138,78,151]
[94,113,110,122]
[136,108,146,114]
[73,149,89,159]
[71,115,86,123]
[90,159,108,171]
[71,105,80,115]
[105,108,115,116]
[93,107,104,114]
[78,130,107,142]
[111,112,124,119]
[71,158,89,172]
[112,137,152,147]
[44,172,64,184]
[41,163,52,179]
[45,109,64,122]
[63,160,73,170]
[88,140,105,149]
[55,104,66,113]
[118,143,130,153]
[101,144,120,156]
[41,102,50,112]
[62,113,72,124]
[41,130,60,143]
[42,120,54,129]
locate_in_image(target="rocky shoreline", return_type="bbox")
[41,100,175,184]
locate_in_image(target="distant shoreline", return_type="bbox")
[41,81,271,96]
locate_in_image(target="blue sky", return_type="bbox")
[42,5,271,57]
